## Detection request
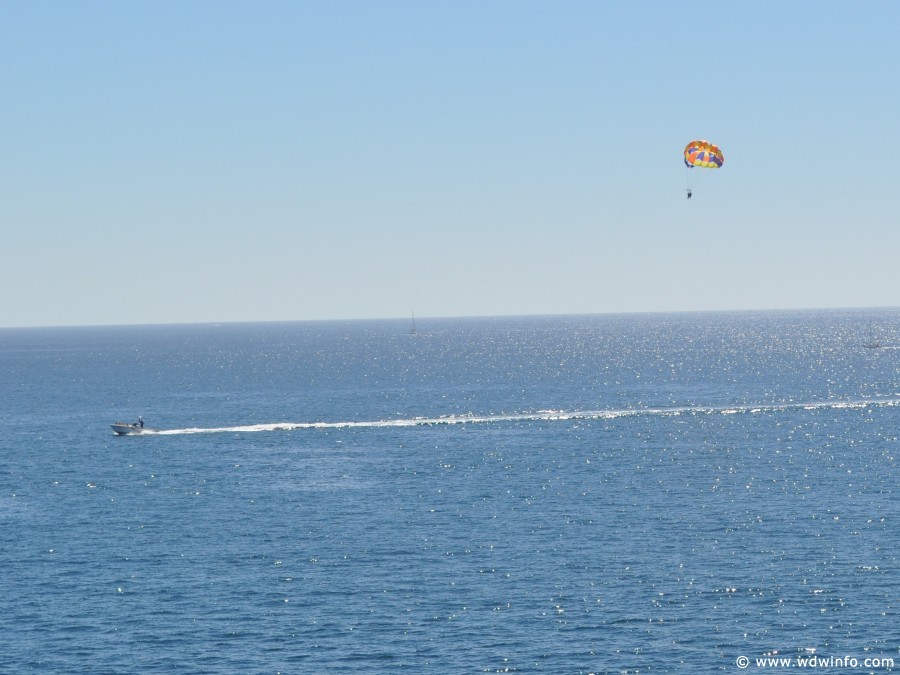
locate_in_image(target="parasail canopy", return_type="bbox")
[684,140,724,169]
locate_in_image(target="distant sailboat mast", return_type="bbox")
[410,311,417,335]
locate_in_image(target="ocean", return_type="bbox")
[0,310,897,673]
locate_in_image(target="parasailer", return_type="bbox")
[684,139,723,199]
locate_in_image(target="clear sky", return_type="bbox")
[2,1,898,328]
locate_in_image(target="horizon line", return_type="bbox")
[1,305,897,331]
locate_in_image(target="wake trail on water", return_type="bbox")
[148,397,900,436]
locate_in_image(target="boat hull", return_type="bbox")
[111,423,146,435]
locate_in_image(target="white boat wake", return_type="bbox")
[141,397,899,436]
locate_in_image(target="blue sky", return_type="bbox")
[2,1,898,327]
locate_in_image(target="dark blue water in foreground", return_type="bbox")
[1,310,897,673]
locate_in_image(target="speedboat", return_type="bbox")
[111,421,149,435]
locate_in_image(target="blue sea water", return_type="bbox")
[0,310,897,673]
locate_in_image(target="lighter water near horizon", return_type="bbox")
[1,309,897,673]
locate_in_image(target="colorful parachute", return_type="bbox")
[684,140,724,169]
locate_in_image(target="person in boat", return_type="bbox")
[138,417,144,428]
